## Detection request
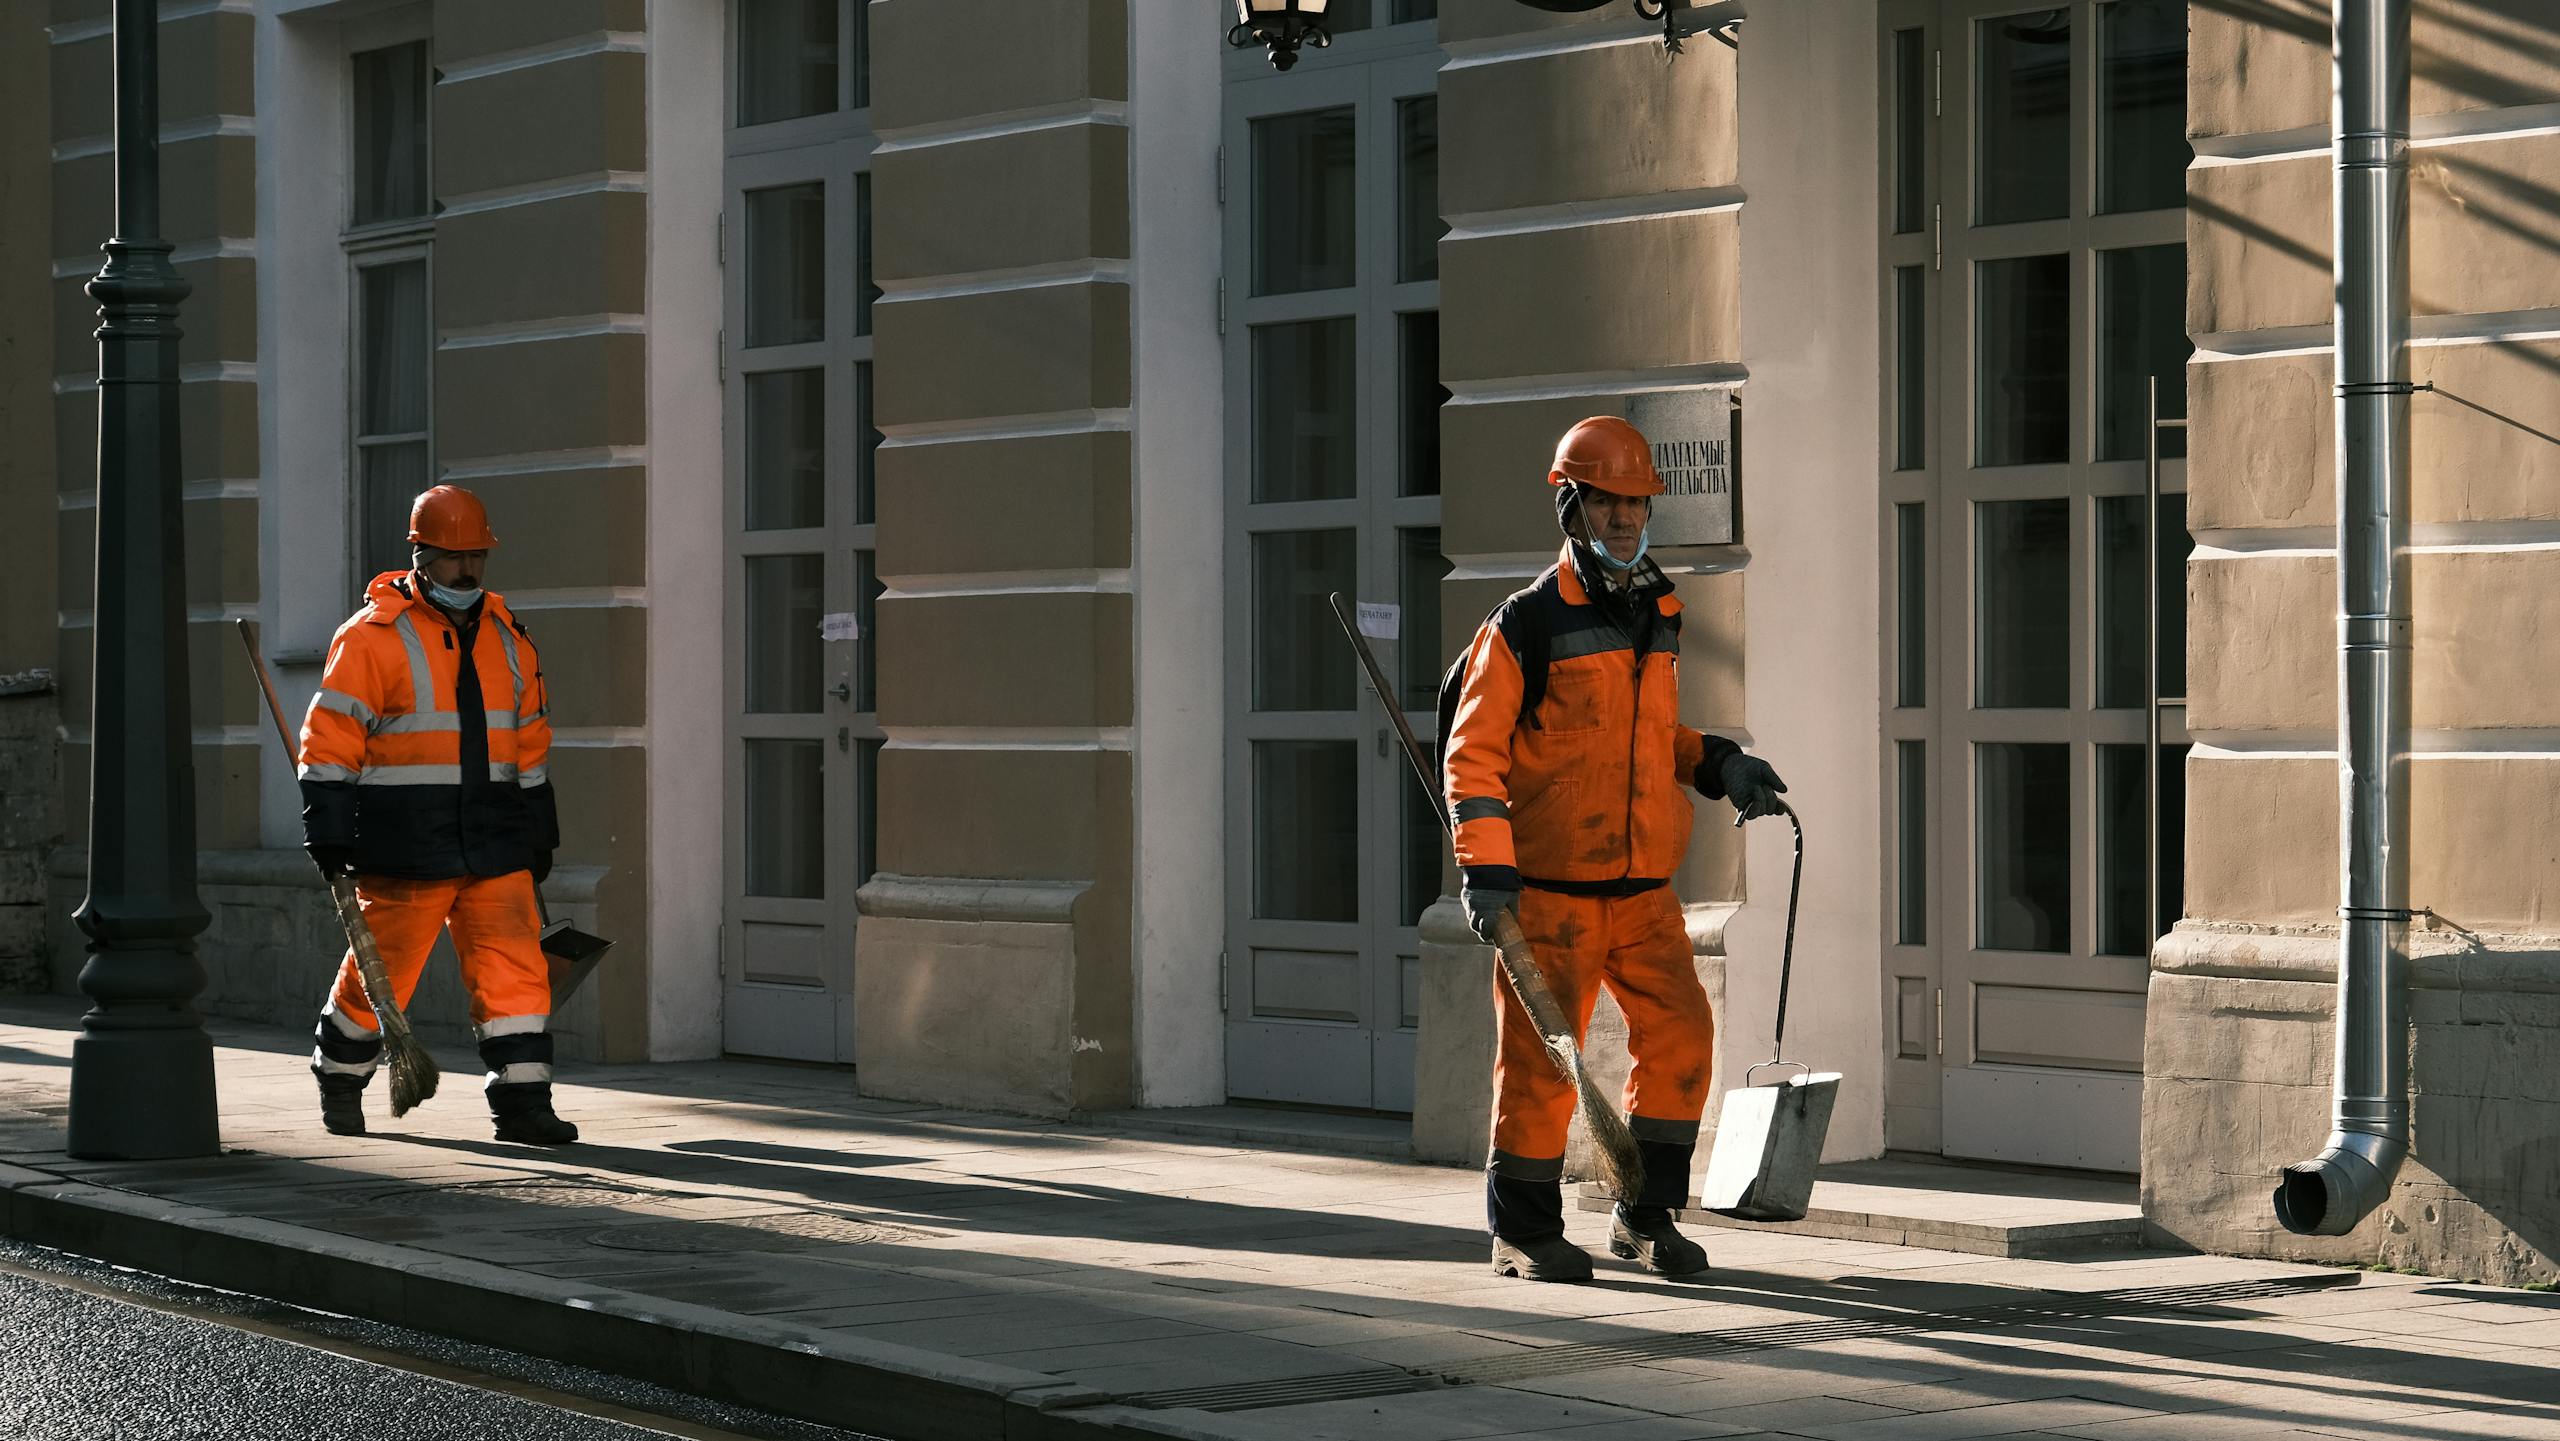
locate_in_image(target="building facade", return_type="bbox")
[0,0,2551,1285]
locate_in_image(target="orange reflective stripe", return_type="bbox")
[1445,621,1526,873]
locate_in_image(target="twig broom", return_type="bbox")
[235,620,439,1115]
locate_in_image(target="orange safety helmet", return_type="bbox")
[407,484,498,551]
[1547,415,1663,498]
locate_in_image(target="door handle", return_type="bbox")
[830,679,853,703]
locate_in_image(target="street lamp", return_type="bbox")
[67,0,221,1160]
[1229,0,1331,71]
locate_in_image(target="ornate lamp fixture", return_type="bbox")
[1229,0,1332,71]
[1518,0,1746,53]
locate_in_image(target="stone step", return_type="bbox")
[1579,1157,2152,1259]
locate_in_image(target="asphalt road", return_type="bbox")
[0,1237,898,1441]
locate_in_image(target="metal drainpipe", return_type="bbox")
[2274,0,2414,1237]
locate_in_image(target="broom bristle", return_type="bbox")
[1550,1039,1646,1203]
[386,1039,439,1117]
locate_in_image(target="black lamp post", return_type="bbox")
[1229,0,1332,71]
[67,0,221,1161]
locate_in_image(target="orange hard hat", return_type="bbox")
[407,485,497,551]
[1546,415,1662,497]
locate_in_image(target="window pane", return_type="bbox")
[1976,742,2069,952]
[1893,28,1926,235]
[1255,740,1359,922]
[358,261,428,436]
[745,182,825,348]
[352,42,429,226]
[1253,529,1356,711]
[2097,492,2190,709]
[1393,0,1439,19]
[359,442,429,583]
[1895,265,1926,470]
[857,737,882,885]
[745,553,824,713]
[744,369,824,531]
[1975,253,2070,467]
[1399,527,1449,711]
[2097,743,2147,956]
[1402,775,1441,929]
[1975,498,2069,708]
[853,361,880,526]
[1400,311,1445,497]
[744,739,824,898]
[1398,97,1443,282]
[849,0,871,110]
[737,0,838,128]
[2100,0,2188,214]
[855,171,879,337]
[1898,739,1927,945]
[1896,503,1925,707]
[1253,108,1357,295]
[2098,244,2190,462]
[1252,318,1357,502]
[854,548,883,712]
[1976,11,2071,225]
[1324,0,1374,31]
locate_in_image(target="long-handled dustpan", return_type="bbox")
[537,888,615,1011]
[1698,800,1840,1222]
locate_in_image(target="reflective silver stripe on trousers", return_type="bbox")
[313,688,379,729]
[393,612,438,711]
[487,1062,553,1085]
[355,762,519,785]
[474,1013,550,1041]
[298,762,358,783]
[322,1001,379,1040]
[517,764,548,787]
[312,1048,379,1077]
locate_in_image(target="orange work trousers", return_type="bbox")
[327,872,551,1032]
[1489,886,1714,1172]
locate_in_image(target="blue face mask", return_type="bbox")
[425,579,484,611]
[1572,492,1652,573]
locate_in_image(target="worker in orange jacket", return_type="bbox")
[299,485,576,1145]
[1443,416,1788,1282]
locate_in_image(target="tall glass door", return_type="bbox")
[1223,29,1445,1113]
[1880,0,2191,1169]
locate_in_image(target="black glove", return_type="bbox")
[1719,752,1789,822]
[306,844,354,879]
[530,850,554,885]
[1459,868,1521,945]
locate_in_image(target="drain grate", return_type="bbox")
[369,1178,659,1214]
[1120,1273,2358,1412]
[587,1209,944,1254]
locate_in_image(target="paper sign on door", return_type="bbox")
[819,612,861,642]
[1356,603,1400,641]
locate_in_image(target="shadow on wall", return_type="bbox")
[2195,0,2560,117]
[0,685,60,993]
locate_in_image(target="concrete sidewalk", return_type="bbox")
[1,999,2554,1441]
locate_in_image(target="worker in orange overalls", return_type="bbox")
[299,485,576,1145]
[1443,416,1788,1282]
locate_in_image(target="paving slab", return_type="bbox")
[0,999,2554,1441]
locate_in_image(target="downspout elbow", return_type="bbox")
[2275,1126,2406,1237]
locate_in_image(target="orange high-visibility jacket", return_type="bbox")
[1443,544,1742,893]
[298,571,558,879]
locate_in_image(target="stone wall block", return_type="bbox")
[1441,41,1734,216]
[2188,158,2329,337]
[2185,554,2334,734]
[2192,3,2560,139]
[1441,213,1739,383]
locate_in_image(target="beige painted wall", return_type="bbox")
[2164,0,2560,1283]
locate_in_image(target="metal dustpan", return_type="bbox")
[1699,801,1840,1223]
[537,886,615,1009]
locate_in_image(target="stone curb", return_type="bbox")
[0,1160,1240,1441]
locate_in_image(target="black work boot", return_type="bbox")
[1609,1137,1709,1276]
[487,1082,579,1145]
[1486,1167,1591,1282]
[315,1071,370,1137]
